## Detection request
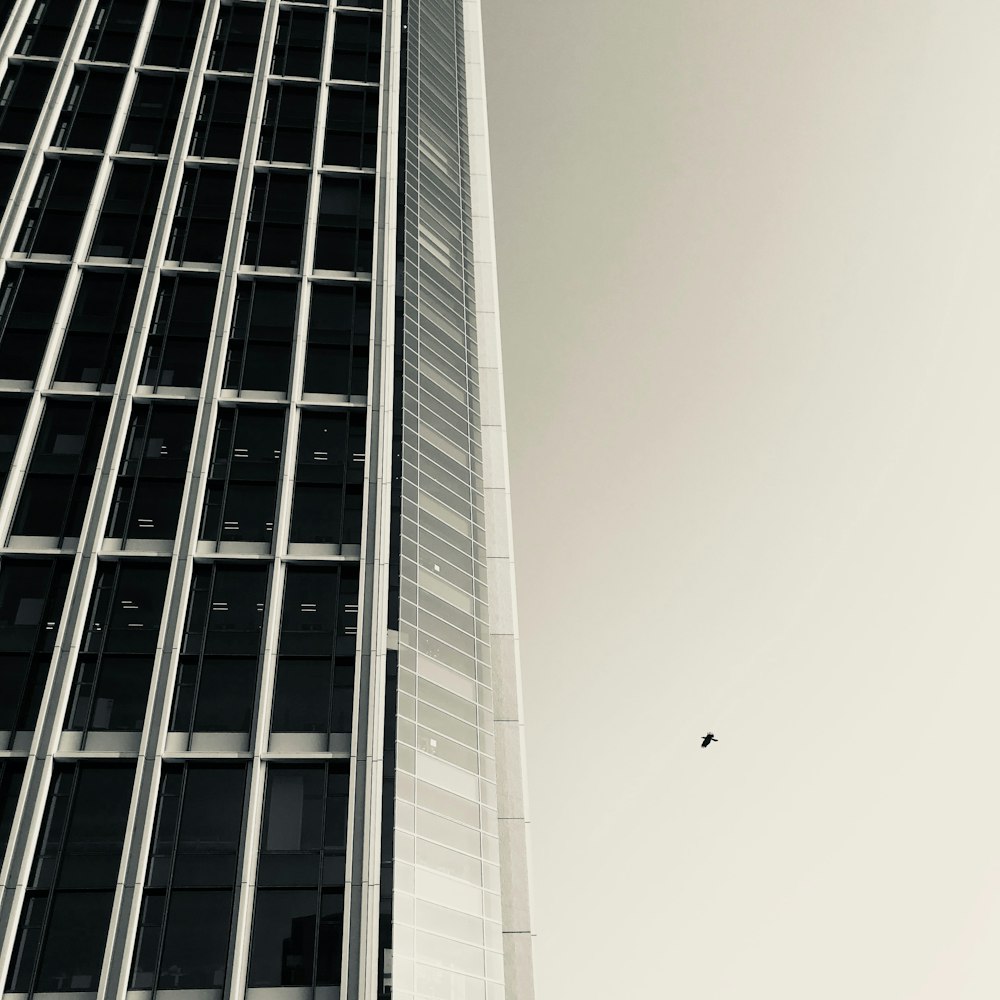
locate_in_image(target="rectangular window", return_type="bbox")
[53,270,140,387]
[90,162,166,260]
[200,406,284,545]
[242,172,308,269]
[171,562,268,733]
[0,63,55,144]
[0,151,23,213]
[271,565,358,733]
[107,402,197,540]
[119,72,186,154]
[167,167,236,264]
[289,410,366,546]
[189,78,250,158]
[314,176,376,272]
[130,765,247,990]
[330,12,382,84]
[66,560,170,733]
[224,281,297,393]
[0,759,27,867]
[303,283,370,396]
[143,0,205,69]
[0,266,67,382]
[0,557,72,734]
[52,69,125,151]
[7,764,135,994]
[271,8,324,78]
[324,87,378,169]
[16,159,100,257]
[208,3,263,72]
[82,0,146,63]
[11,398,111,543]
[16,0,75,58]
[258,83,317,164]
[0,396,29,494]
[248,763,349,987]
[140,274,218,388]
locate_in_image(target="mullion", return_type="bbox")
[118,407,150,544]
[183,565,214,735]
[150,766,185,990]
[63,402,103,544]
[10,559,54,736]
[81,563,116,732]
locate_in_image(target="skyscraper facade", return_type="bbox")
[0,1,534,998]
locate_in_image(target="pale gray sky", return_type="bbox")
[483,2,1000,997]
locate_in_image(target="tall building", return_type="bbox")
[0,1,534,998]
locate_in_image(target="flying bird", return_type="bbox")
[700,733,718,748]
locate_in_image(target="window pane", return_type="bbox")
[157,889,233,988]
[0,267,66,383]
[248,889,317,987]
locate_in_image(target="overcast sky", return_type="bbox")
[482,2,1000,997]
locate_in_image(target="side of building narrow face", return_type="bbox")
[0,1,534,997]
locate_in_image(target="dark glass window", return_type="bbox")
[82,0,146,63]
[248,763,349,987]
[52,69,124,150]
[130,765,247,990]
[140,274,217,388]
[0,396,29,493]
[200,407,284,545]
[271,8,324,78]
[167,167,236,263]
[224,281,296,393]
[171,562,267,733]
[16,159,100,257]
[90,162,166,260]
[16,0,75,58]
[11,398,111,542]
[290,410,365,545]
[189,78,250,158]
[0,557,72,734]
[119,72,186,154]
[53,270,140,386]
[258,83,317,164]
[143,0,205,68]
[0,63,54,144]
[7,764,134,993]
[0,151,24,212]
[324,87,378,169]
[66,560,170,733]
[271,565,358,733]
[330,12,381,84]
[107,402,197,540]
[303,283,370,396]
[0,266,66,382]
[314,176,375,272]
[208,3,263,72]
[242,172,307,269]
[0,759,27,866]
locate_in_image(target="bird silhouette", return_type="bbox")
[700,733,718,748]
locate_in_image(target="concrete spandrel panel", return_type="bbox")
[497,817,532,933]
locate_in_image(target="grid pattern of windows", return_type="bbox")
[0,1,533,997]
